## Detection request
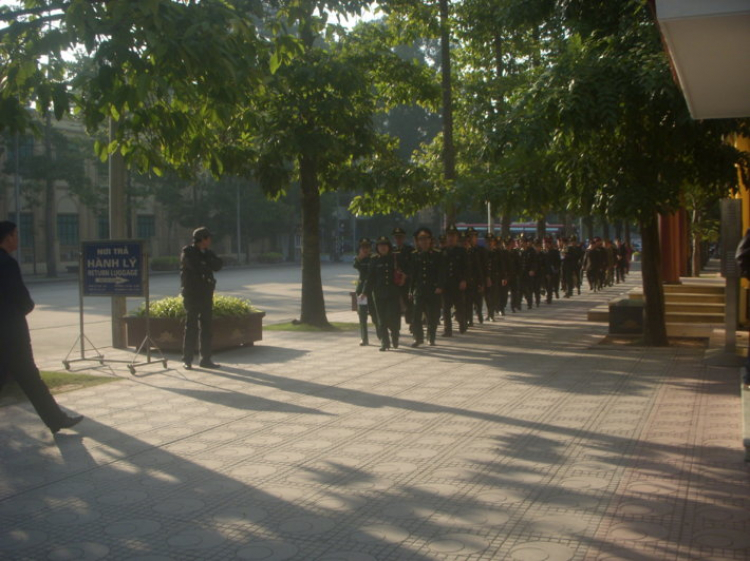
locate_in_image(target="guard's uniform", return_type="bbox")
[520,243,539,309]
[442,243,468,335]
[181,243,223,364]
[366,246,401,350]
[409,247,445,346]
[353,244,378,345]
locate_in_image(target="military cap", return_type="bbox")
[466,226,478,236]
[414,227,433,239]
[438,234,447,242]
[445,224,459,234]
[358,237,372,247]
[192,226,212,241]
[392,226,407,236]
[375,235,392,246]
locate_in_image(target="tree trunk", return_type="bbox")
[624,222,631,244]
[44,113,57,277]
[536,216,546,239]
[299,154,330,327]
[691,210,701,277]
[640,212,668,346]
[501,213,511,238]
[583,216,594,242]
[439,0,456,224]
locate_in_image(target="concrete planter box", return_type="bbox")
[124,312,265,352]
[609,298,644,335]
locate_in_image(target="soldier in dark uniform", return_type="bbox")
[392,227,414,326]
[583,237,604,291]
[353,238,377,346]
[409,228,444,347]
[0,221,83,434]
[181,227,223,370]
[366,236,402,351]
[543,236,562,303]
[562,236,582,298]
[484,233,500,321]
[465,227,489,325]
[496,237,512,316]
[519,237,539,309]
[507,237,523,312]
[441,225,468,336]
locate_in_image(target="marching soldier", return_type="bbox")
[392,227,414,326]
[496,237,513,316]
[409,228,445,347]
[442,225,468,336]
[366,236,403,351]
[353,238,377,346]
[484,233,501,321]
[519,237,539,309]
[465,227,489,325]
[562,236,583,297]
[508,237,523,313]
[543,236,562,303]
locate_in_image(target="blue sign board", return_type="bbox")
[81,240,145,297]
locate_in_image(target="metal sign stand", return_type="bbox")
[62,252,106,370]
[127,251,167,374]
[62,240,167,374]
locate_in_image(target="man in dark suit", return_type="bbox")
[181,227,223,370]
[0,221,83,434]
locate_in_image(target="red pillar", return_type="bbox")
[659,212,682,284]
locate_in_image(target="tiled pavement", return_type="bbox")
[1,274,748,560]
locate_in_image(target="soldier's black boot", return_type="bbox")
[392,332,400,349]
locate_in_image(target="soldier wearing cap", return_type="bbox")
[483,233,500,321]
[562,236,583,297]
[366,236,402,351]
[353,237,378,346]
[506,236,522,313]
[541,236,562,304]
[408,227,445,347]
[583,237,604,292]
[181,227,223,369]
[519,236,539,309]
[441,224,468,336]
[464,227,489,325]
[392,226,414,326]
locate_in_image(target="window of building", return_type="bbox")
[97,215,109,239]
[57,214,79,246]
[136,215,156,239]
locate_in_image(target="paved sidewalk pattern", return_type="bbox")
[0,274,748,560]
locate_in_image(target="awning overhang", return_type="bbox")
[656,0,750,119]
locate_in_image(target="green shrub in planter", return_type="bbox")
[126,295,265,351]
[131,295,260,319]
[151,256,181,271]
[257,251,283,264]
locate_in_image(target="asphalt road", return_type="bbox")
[25,262,358,365]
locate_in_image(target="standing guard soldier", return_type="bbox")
[353,238,377,346]
[441,224,468,336]
[181,227,223,370]
[409,228,444,347]
[392,227,414,326]
[562,237,581,297]
[366,236,403,351]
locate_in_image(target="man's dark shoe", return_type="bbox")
[51,415,83,435]
[183,362,193,370]
[199,360,221,369]
[411,341,422,348]
[442,331,452,337]
[359,341,369,347]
